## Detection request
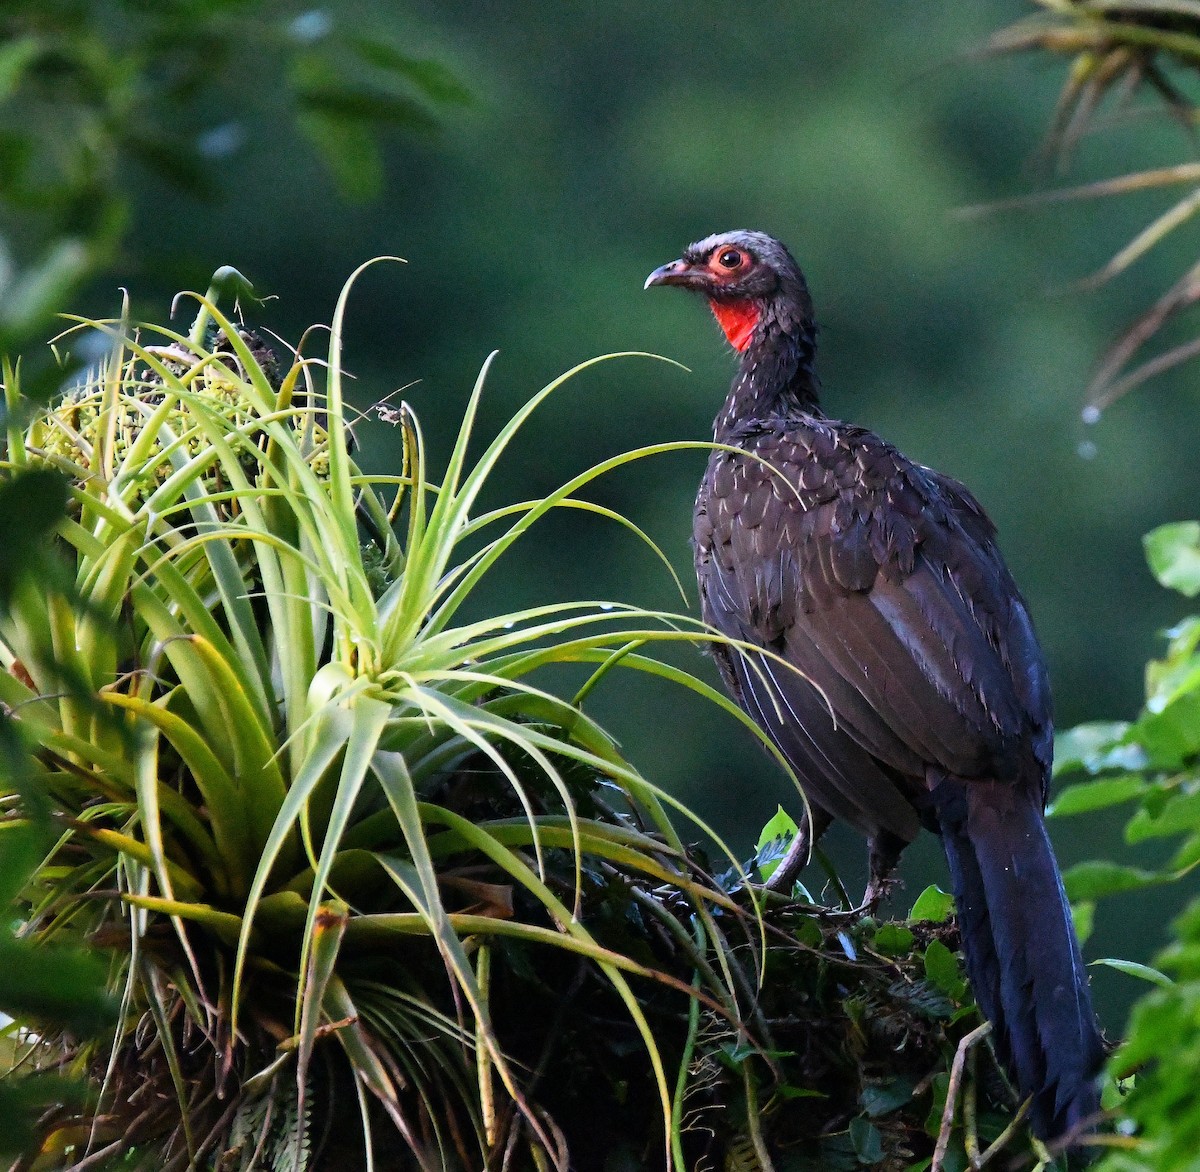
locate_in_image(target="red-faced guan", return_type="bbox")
[646,230,1104,1143]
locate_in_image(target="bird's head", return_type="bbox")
[644,230,814,353]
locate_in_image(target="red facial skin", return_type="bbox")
[707,298,760,352]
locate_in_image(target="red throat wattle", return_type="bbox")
[707,299,760,352]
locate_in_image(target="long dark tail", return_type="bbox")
[934,779,1105,1143]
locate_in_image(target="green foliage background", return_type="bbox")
[7,0,1200,1136]
[213,3,1198,1021]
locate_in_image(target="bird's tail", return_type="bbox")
[934,779,1104,1144]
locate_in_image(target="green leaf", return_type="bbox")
[848,1116,884,1164]
[1145,521,1200,596]
[1049,775,1147,816]
[1052,721,1134,776]
[102,691,252,895]
[0,828,116,1035]
[1169,831,1200,871]
[296,898,349,1148]
[923,940,965,1000]
[296,83,439,131]
[1126,787,1200,844]
[908,884,955,924]
[0,239,92,353]
[348,38,474,106]
[0,35,40,100]
[1062,859,1165,900]
[1090,957,1174,988]
[859,1076,915,1117]
[0,468,68,601]
[1131,691,1200,769]
[872,924,914,955]
[755,804,798,882]
[756,804,799,852]
[0,1075,85,1160]
[295,696,390,1028]
[776,1085,828,1100]
[1072,900,1095,947]
[122,132,215,197]
[297,111,384,201]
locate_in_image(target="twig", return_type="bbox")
[975,1097,1030,1169]
[931,1022,992,1172]
[964,1039,980,1167]
[954,162,1200,219]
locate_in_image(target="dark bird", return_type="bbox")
[646,230,1104,1144]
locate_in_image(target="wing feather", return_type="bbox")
[695,419,1051,833]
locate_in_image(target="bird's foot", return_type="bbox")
[859,871,903,914]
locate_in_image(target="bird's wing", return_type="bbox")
[695,420,1052,825]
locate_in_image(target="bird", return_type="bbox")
[645,230,1104,1145]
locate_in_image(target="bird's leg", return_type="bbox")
[861,830,907,911]
[764,806,831,893]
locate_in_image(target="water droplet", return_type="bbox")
[1081,404,1101,425]
[1076,440,1098,460]
[598,602,615,612]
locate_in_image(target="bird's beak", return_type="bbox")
[644,258,694,290]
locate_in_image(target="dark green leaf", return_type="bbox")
[0,34,41,100]
[296,83,439,131]
[0,935,116,1034]
[859,1076,915,1117]
[1145,521,1200,597]
[798,1133,860,1172]
[887,976,955,1020]
[0,1075,85,1159]
[297,112,383,202]
[0,468,69,602]
[348,37,473,106]
[121,132,216,197]
[0,827,116,1035]
[0,239,92,353]
[776,1085,828,1100]
[848,1116,883,1164]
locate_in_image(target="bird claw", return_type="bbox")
[860,871,903,914]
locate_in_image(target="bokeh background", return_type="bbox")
[33,1,1200,1026]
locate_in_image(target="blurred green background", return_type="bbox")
[9,0,1200,1027]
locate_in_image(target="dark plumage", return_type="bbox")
[646,230,1104,1144]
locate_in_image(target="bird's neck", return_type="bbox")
[713,308,822,441]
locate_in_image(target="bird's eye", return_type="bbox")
[717,249,744,270]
